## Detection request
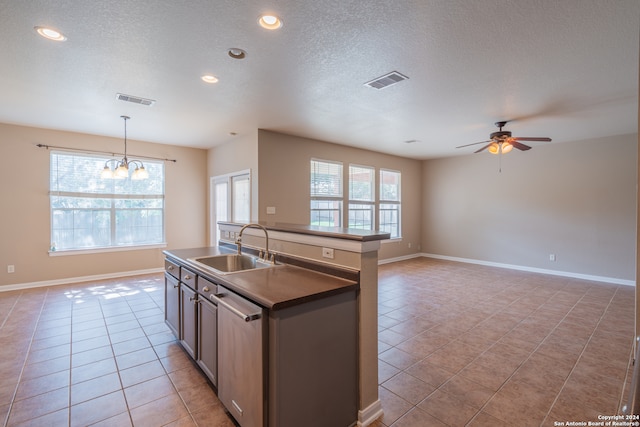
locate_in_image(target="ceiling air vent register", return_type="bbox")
[116,93,156,106]
[364,71,409,90]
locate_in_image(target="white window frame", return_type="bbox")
[379,168,401,239]
[310,159,343,227]
[49,151,166,255]
[348,164,375,230]
[209,169,251,245]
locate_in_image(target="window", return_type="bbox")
[50,152,165,251]
[310,160,343,226]
[309,160,402,238]
[210,171,251,244]
[232,174,251,223]
[348,165,374,230]
[379,169,401,238]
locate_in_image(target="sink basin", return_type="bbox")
[188,254,278,275]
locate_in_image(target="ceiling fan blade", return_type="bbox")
[456,140,491,149]
[474,143,492,153]
[511,140,532,151]
[513,137,552,142]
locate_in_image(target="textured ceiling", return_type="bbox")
[0,0,638,159]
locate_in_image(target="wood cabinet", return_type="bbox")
[179,281,198,359]
[164,273,180,338]
[197,295,218,386]
[165,260,218,386]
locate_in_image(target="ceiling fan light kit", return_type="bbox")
[488,141,513,154]
[456,120,552,154]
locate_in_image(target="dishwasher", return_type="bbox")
[211,285,267,427]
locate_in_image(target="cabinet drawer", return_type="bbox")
[181,267,197,290]
[165,258,180,279]
[197,276,218,300]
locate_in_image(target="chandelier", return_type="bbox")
[101,116,149,180]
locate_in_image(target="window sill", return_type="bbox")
[48,243,167,256]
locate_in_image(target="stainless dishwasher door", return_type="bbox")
[213,286,266,427]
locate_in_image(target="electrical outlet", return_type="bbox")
[7,265,15,273]
[549,254,556,262]
[266,206,276,215]
[322,247,334,259]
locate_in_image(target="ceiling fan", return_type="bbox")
[456,121,552,154]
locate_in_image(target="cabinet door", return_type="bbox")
[180,284,197,358]
[197,296,217,386]
[164,273,180,338]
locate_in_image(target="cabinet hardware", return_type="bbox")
[173,284,179,289]
[167,265,174,270]
[202,286,210,292]
[231,399,243,416]
[184,275,192,280]
[189,296,197,302]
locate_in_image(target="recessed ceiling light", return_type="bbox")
[201,75,219,84]
[34,26,67,41]
[258,14,283,30]
[228,48,246,59]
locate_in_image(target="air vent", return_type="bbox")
[116,93,156,106]
[364,71,409,90]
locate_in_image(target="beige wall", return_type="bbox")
[207,130,259,224]
[423,133,637,281]
[7,121,633,288]
[256,130,423,261]
[0,123,208,288]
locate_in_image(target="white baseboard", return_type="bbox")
[0,268,164,292]
[418,253,635,287]
[378,253,423,265]
[358,399,383,427]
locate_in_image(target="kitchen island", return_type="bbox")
[164,244,360,427]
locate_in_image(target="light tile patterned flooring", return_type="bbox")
[0,258,635,426]
[0,274,236,427]
[374,258,635,427]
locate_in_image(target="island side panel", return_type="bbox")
[268,290,358,427]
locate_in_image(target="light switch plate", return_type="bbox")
[266,206,276,215]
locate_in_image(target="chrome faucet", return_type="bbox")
[236,223,272,262]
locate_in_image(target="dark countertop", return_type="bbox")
[218,221,390,242]
[164,247,358,310]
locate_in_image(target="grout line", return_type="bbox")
[3,288,50,427]
[381,271,627,427]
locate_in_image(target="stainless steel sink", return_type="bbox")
[188,254,278,275]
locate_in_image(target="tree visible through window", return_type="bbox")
[310,160,402,238]
[310,160,343,227]
[348,165,374,230]
[379,169,401,238]
[49,152,165,251]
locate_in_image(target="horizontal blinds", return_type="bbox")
[50,152,164,196]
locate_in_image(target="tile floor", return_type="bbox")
[374,258,635,427]
[0,258,635,426]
